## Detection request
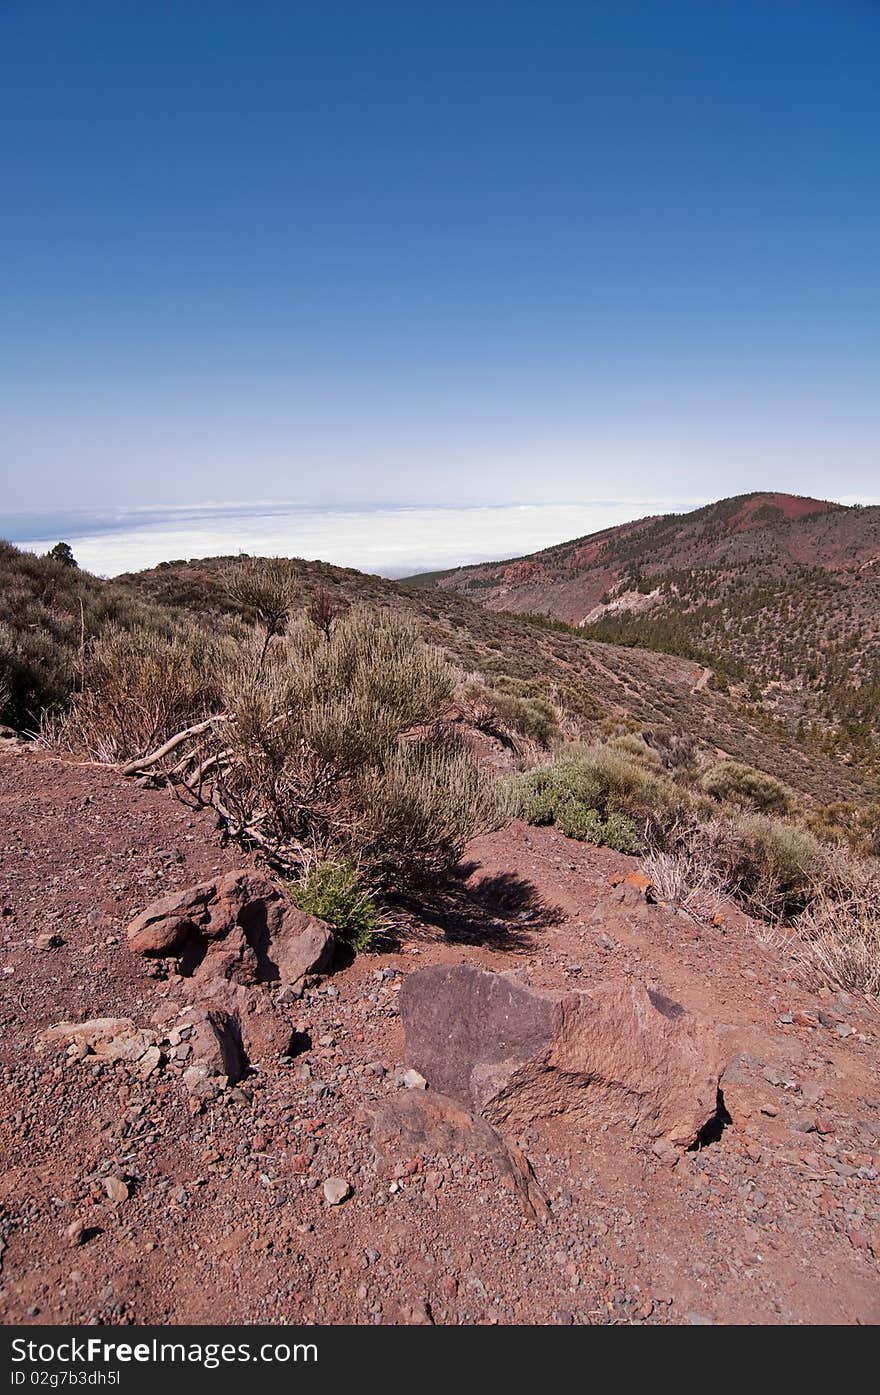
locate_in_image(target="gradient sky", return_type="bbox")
[1,0,878,515]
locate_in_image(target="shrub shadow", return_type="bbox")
[398,861,563,952]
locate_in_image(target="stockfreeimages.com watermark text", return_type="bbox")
[10,1337,317,1373]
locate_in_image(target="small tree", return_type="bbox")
[223,557,295,669]
[307,586,337,640]
[48,542,77,568]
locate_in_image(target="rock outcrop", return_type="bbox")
[126,870,335,994]
[400,964,724,1148]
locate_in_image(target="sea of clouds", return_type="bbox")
[4,498,709,578]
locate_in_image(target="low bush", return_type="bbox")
[806,800,880,858]
[461,680,560,748]
[0,541,234,734]
[290,859,384,951]
[700,760,795,815]
[555,800,640,852]
[62,604,509,889]
[692,814,828,921]
[794,854,880,996]
[641,848,724,922]
[354,733,511,884]
[514,742,690,842]
[50,621,232,762]
[609,732,663,768]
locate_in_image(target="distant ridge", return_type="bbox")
[405,492,880,764]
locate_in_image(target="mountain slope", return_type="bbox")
[114,550,878,805]
[406,493,880,766]
[1,536,876,807]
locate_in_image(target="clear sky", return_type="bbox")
[1,0,878,516]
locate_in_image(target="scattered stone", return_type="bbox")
[323,1177,352,1206]
[187,1007,247,1083]
[39,1018,157,1066]
[103,1176,129,1204]
[651,1137,679,1168]
[791,1010,819,1029]
[65,1219,88,1247]
[402,1068,427,1090]
[35,932,64,951]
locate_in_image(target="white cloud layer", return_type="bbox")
[12,499,708,578]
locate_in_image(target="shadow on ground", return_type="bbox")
[398,862,563,951]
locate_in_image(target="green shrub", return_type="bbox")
[700,814,828,920]
[603,810,643,853]
[701,760,795,815]
[290,860,383,951]
[47,541,77,568]
[555,801,606,842]
[514,742,689,839]
[555,800,641,852]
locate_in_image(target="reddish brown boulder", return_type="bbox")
[126,870,335,993]
[400,965,724,1148]
[126,879,220,955]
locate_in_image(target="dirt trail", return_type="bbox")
[0,748,878,1325]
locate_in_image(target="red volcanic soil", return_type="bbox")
[1,747,879,1325]
[733,494,835,528]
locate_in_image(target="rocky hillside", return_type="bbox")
[405,493,880,767]
[1,745,878,1325]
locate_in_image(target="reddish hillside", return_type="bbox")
[406,494,880,765]
[412,493,877,623]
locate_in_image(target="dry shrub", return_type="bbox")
[793,850,880,996]
[223,556,296,637]
[806,800,880,859]
[91,606,508,889]
[642,848,724,922]
[354,734,512,884]
[47,622,231,762]
[460,680,560,749]
[685,814,827,922]
[700,760,795,816]
[609,732,663,768]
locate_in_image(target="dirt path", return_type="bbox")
[0,748,878,1324]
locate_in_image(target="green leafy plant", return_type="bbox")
[290,859,383,951]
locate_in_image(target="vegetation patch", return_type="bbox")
[290,859,384,952]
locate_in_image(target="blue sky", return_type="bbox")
[1,0,878,521]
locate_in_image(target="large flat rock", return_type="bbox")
[400,964,725,1148]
